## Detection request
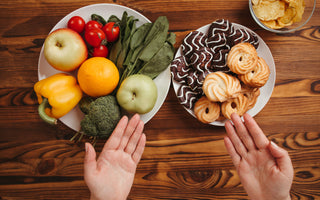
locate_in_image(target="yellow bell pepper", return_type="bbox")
[34,73,82,124]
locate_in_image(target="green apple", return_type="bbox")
[43,28,87,72]
[116,74,158,114]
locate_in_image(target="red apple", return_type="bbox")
[43,28,88,72]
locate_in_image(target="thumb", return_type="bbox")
[84,142,97,174]
[268,141,293,174]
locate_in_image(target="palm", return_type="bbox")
[224,113,293,200]
[84,115,146,200]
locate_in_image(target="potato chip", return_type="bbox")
[277,6,296,26]
[252,0,261,6]
[253,0,286,21]
[252,0,305,29]
[261,20,283,29]
[291,0,305,22]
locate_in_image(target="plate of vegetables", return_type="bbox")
[37,3,174,135]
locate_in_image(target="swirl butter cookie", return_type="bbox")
[221,93,249,119]
[227,43,258,74]
[194,96,221,123]
[238,57,270,87]
[203,72,241,102]
[241,85,260,110]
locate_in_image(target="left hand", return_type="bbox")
[224,113,293,200]
[84,114,146,200]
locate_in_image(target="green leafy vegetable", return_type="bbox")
[108,12,176,84]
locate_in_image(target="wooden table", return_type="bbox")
[1,0,319,199]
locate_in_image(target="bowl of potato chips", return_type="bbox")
[249,0,316,33]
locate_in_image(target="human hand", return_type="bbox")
[84,114,146,200]
[224,113,293,200]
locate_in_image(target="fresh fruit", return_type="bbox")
[84,28,106,47]
[43,28,88,72]
[77,57,119,97]
[67,16,85,33]
[92,45,108,57]
[102,22,120,42]
[85,20,103,31]
[116,74,158,114]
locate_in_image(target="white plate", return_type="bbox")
[38,3,171,131]
[172,23,276,126]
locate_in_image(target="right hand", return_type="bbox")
[224,113,293,200]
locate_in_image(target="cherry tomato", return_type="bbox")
[102,22,120,42]
[85,20,103,31]
[92,45,109,57]
[84,28,106,47]
[67,16,85,33]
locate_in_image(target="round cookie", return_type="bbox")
[227,42,258,74]
[241,85,260,110]
[203,72,241,102]
[221,93,249,119]
[238,57,270,87]
[194,96,221,123]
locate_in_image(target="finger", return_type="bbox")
[225,119,248,157]
[118,114,141,150]
[84,143,97,175]
[224,136,241,168]
[103,116,129,151]
[132,133,146,164]
[124,120,144,155]
[230,113,256,151]
[243,113,269,149]
[268,141,294,176]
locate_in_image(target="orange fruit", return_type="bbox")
[77,57,119,97]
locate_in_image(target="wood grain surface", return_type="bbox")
[0,0,319,199]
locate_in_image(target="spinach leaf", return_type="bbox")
[137,33,176,79]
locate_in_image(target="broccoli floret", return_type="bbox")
[80,95,121,138]
[79,96,94,114]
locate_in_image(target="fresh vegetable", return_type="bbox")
[77,57,119,97]
[85,20,103,31]
[77,95,121,141]
[102,22,120,42]
[107,12,176,83]
[67,16,85,33]
[92,45,109,57]
[91,14,107,25]
[84,28,106,47]
[34,73,82,125]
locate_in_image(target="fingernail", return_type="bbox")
[271,141,278,148]
[85,143,89,152]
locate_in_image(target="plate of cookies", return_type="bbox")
[170,19,275,126]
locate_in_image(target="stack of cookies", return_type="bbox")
[170,19,270,124]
